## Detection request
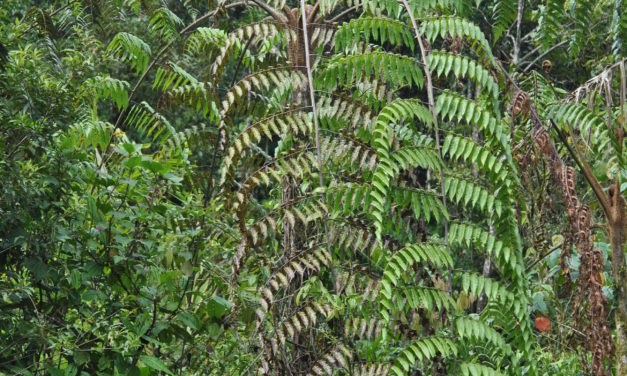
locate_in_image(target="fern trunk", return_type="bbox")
[609,184,627,376]
[282,5,316,258]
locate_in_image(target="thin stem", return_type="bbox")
[525,242,564,272]
[300,0,332,263]
[522,40,568,72]
[329,6,359,23]
[513,0,524,64]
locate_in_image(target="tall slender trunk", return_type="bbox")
[609,182,627,375]
[608,62,626,375]
[513,0,524,65]
[282,6,316,258]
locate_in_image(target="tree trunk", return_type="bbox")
[281,5,317,258]
[609,183,627,376]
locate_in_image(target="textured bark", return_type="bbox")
[502,78,614,374]
[612,62,627,376]
[608,182,627,376]
[280,5,318,258]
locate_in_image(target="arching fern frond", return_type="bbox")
[318,52,424,90]
[124,101,174,145]
[306,345,352,376]
[435,90,507,143]
[443,176,503,217]
[546,102,618,158]
[278,302,333,345]
[421,16,495,65]
[492,0,516,41]
[455,316,510,353]
[442,135,509,183]
[449,222,517,271]
[391,337,457,375]
[153,62,197,93]
[87,75,130,110]
[221,68,307,116]
[334,16,415,52]
[184,27,228,56]
[107,32,151,74]
[428,51,499,100]
[257,247,332,323]
[456,272,515,305]
[149,7,183,42]
[166,82,219,119]
[221,110,312,184]
[459,363,504,376]
[535,0,565,51]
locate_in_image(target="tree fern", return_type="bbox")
[93,0,536,374]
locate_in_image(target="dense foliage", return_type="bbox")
[0,0,625,375]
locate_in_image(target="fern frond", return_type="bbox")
[435,90,506,143]
[278,303,333,345]
[221,110,312,184]
[317,95,375,131]
[397,285,456,312]
[442,135,509,183]
[324,134,380,171]
[124,101,174,144]
[390,187,448,224]
[409,0,464,12]
[391,337,457,375]
[163,123,215,153]
[231,150,317,212]
[421,16,495,65]
[567,0,593,57]
[360,0,463,18]
[370,99,434,238]
[459,363,504,376]
[318,52,424,90]
[546,102,618,157]
[247,197,328,246]
[210,22,292,79]
[153,62,197,93]
[392,145,442,171]
[257,247,332,323]
[611,0,626,59]
[344,317,385,340]
[87,75,130,110]
[221,69,307,115]
[428,51,499,100]
[306,345,352,376]
[535,0,565,51]
[455,317,509,352]
[381,243,453,300]
[355,363,392,375]
[311,24,337,50]
[149,7,183,42]
[329,217,390,258]
[107,32,151,74]
[184,27,228,56]
[166,82,219,119]
[335,16,415,52]
[449,222,517,272]
[492,0,517,41]
[456,272,514,304]
[443,176,503,216]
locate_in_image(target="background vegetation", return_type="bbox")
[0,0,625,375]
